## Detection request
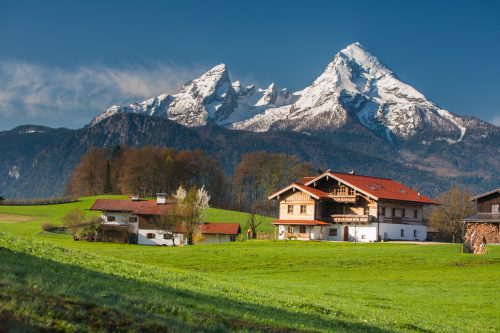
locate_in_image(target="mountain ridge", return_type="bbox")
[1,43,499,199]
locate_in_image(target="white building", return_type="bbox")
[91,194,241,245]
[269,170,438,242]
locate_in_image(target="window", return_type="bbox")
[492,204,499,214]
[107,216,115,222]
[163,233,173,240]
[299,226,306,233]
[391,208,396,217]
[287,205,294,214]
[413,230,417,238]
[414,209,418,218]
[300,205,307,214]
[361,235,366,240]
[402,208,406,218]
[146,233,156,239]
[128,216,138,223]
[329,228,337,236]
[381,207,386,216]
[400,229,405,237]
[287,226,294,233]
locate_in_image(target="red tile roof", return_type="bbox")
[201,222,241,235]
[293,183,330,199]
[272,220,331,225]
[306,171,438,204]
[91,199,174,216]
[297,176,316,184]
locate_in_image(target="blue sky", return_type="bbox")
[0,0,499,130]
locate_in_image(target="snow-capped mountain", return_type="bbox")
[90,64,294,127]
[232,42,469,144]
[91,42,496,146]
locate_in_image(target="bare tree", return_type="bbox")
[429,186,476,243]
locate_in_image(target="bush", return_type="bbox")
[236,234,246,242]
[73,217,103,242]
[62,209,86,235]
[41,222,55,232]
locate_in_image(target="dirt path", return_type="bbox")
[0,213,34,223]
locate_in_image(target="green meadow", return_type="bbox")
[0,197,499,332]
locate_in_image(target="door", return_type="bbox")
[343,226,349,241]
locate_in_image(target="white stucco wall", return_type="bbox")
[137,229,185,246]
[379,223,427,241]
[101,212,138,232]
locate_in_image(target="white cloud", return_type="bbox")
[0,60,201,128]
[491,115,500,126]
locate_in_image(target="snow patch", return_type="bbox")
[8,166,20,180]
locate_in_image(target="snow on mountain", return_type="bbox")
[90,64,293,128]
[90,42,493,146]
[233,42,469,144]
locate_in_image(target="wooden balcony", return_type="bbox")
[328,194,357,203]
[331,214,371,223]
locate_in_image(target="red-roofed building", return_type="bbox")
[91,194,241,246]
[269,170,438,242]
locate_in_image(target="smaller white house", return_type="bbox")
[91,194,241,246]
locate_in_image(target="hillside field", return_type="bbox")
[0,197,499,332]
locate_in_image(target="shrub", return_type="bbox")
[41,222,54,232]
[62,209,86,235]
[73,217,103,242]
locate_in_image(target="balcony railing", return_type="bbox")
[328,194,357,203]
[331,214,371,223]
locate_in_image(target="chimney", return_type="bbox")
[156,193,167,205]
[131,194,140,201]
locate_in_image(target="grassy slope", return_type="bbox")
[0,197,499,332]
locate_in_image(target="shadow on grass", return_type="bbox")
[0,245,397,333]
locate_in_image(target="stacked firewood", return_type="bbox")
[465,223,499,254]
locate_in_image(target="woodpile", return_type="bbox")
[464,223,500,254]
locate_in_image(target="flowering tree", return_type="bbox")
[172,185,210,245]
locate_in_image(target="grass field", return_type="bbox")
[0,197,499,332]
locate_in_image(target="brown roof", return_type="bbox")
[305,171,438,205]
[91,199,173,216]
[272,220,331,226]
[201,222,241,235]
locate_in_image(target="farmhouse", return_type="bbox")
[269,170,438,242]
[90,194,240,245]
[462,188,500,253]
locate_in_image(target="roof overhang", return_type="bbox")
[470,188,500,201]
[304,171,378,200]
[268,183,323,200]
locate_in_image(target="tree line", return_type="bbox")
[69,146,313,213]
